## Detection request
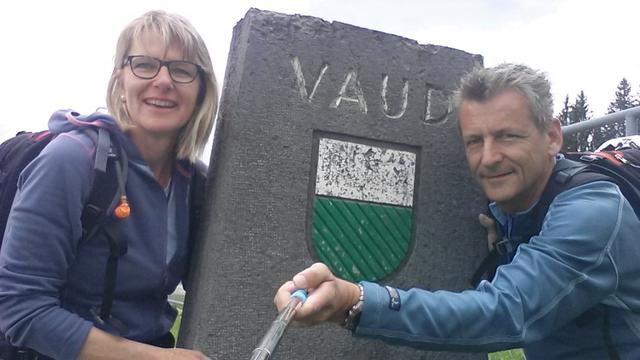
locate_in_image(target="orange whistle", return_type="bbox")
[114,196,130,219]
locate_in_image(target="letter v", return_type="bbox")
[291,56,328,102]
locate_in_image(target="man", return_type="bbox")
[275,63,640,359]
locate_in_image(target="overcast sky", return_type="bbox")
[2,0,639,153]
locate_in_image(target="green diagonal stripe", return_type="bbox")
[312,195,412,282]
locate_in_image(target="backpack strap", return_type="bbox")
[183,160,207,290]
[94,126,111,173]
[189,160,207,241]
[531,158,602,230]
[469,246,500,288]
[469,207,503,287]
[80,128,129,329]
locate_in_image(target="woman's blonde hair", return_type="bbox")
[106,10,218,162]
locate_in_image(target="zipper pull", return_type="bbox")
[114,195,130,219]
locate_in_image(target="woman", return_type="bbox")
[0,10,217,359]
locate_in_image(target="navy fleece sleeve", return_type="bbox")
[0,132,96,359]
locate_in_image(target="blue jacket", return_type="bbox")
[0,111,195,359]
[356,180,640,359]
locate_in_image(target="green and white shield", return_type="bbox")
[311,137,416,282]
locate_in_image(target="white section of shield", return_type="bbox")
[315,138,416,207]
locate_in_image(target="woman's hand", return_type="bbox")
[78,327,210,359]
[159,348,210,359]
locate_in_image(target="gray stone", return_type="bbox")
[179,8,488,359]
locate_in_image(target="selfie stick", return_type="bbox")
[249,289,308,360]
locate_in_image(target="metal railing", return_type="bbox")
[562,106,640,136]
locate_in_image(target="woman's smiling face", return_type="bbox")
[119,30,200,140]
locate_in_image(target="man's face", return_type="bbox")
[459,89,562,214]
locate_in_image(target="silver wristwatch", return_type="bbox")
[342,283,364,331]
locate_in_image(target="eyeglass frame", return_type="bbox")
[122,55,203,84]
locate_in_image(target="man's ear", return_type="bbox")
[547,118,563,154]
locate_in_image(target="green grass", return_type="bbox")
[169,300,183,341]
[489,349,526,359]
[171,306,182,341]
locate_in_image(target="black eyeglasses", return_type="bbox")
[123,55,202,84]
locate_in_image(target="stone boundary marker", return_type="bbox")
[179,8,487,359]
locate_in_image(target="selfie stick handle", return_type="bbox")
[249,289,308,360]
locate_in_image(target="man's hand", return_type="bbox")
[274,263,361,326]
[478,213,498,250]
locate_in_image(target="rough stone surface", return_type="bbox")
[315,138,416,207]
[179,8,488,359]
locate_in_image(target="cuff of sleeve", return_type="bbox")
[354,281,388,334]
[58,319,94,360]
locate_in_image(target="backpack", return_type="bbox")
[0,127,129,323]
[470,141,640,360]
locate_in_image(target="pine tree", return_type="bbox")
[569,91,596,151]
[605,78,637,138]
[558,95,571,126]
[558,95,579,152]
[608,78,637,113]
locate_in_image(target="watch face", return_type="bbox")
[354,300,364,312]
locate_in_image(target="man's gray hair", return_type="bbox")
[455,63,554,129]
